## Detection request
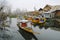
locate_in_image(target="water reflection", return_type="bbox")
[17,19,60,40]
[33,24,49,30]
[33,23,60,32]
[50,27,60,31]
[2,18,60,40]
[18,28,38,40]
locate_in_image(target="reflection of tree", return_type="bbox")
[38,26,49,30]
[33,23,49,30]
[50,27,60,31]
[39,26,43,29]
[18,28,38,40]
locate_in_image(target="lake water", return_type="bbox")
[0,18,60,40]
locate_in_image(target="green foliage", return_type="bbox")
[9,15,17,18]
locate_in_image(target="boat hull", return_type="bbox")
[17,23,34,34]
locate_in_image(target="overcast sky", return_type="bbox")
[7,0,60,11]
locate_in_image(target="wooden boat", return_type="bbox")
[32,17,46,23]
[19,27,33,33]
[17,20,40,34]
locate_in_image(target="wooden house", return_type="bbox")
[52,10,60,18]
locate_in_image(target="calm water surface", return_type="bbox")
[0,18,60,40]
[12,19,60,40]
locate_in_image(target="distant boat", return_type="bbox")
[29,16,47,26]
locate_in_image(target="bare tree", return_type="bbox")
[0,0,9,29]
[0,0,7,11]
[0,0,8,20]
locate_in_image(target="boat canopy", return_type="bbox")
[20,20,29,22]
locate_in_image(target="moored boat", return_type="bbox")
[17,20,40,34]
[32,17,46,26]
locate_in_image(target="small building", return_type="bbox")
[53,10,60,18]
[43,5,52,12]
[42,12,51,19]
[42,10,55,19]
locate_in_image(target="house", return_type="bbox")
[38,5,60,18]
[42,12,51,18]
[38,5,52,18]
[43,5,52,12]
[51,5,60,10]
[52,10,60,18]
